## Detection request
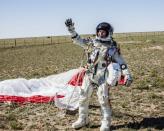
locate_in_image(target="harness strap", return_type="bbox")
[92,51,99,78]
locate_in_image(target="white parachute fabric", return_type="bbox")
[55,85,80,110]
[0,68,83,110]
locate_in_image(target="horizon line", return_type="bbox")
[0,30,164,40]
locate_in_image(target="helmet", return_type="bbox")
[96,22,113,41]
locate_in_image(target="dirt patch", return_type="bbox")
[142,45,163,51]
[119,41,142,44]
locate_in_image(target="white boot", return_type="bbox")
[72,116,89,129]
[100,119,111,131]
[100,107,111,131]
[72,74,93,129]
[97,83,112,131]
[72,95,90,129]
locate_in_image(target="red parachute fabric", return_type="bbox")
[0,95,64,103]
[67,69,86,86]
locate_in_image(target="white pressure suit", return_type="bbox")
[65,19,132,131]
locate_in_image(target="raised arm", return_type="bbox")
[65,18,90,47]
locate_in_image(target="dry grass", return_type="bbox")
[0,35,164,130]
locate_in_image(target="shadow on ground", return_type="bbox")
[89,117,164,130]
[111,117,164,130]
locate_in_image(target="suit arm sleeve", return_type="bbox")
[71,33,90,48]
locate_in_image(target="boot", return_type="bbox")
[72,116,89,129]
[72,74,93,129]
[72,99,89,129]
[100,106,111,131]
[100,118,111,131]
[97,83,112,131]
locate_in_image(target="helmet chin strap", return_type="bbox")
[96,34,112,42]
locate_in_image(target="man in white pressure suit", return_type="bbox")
[65,18,132,131]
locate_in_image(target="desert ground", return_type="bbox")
[0,33,164,130]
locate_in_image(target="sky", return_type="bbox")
[0,0,164,39]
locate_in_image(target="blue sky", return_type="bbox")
[0,0,164,39]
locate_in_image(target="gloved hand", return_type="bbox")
[124,74,133,87]
[65,18,75,33]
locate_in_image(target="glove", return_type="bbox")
[122,68,132,87]
[65,18,75,33]
[124,74,133,87]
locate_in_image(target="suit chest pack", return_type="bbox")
[87,40,118,65]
